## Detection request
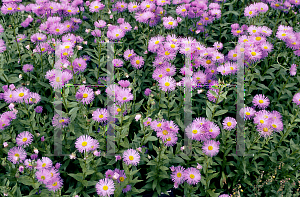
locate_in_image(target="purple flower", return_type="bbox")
[41,136,45,142]
[8,146,27,164]
[22,64,34,73]
[292,92,300,106]
[123,149,140,166]
[35,106,43,113]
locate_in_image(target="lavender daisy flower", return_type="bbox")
[144,88,151,96]
[31,33,47,42]
[239,107,256,120]
[8,146,27,164]
[130,56,144,69]
[96,178,115,196]
[36,169,51,185]
[46,177,63,192]
[0,39,6,53]
[16,34,26,42]
[76,87,95,104]
[95,20,106,28]
[92,108,108,123]
[16,131,33,147]
[36,157,53,170]
[123,49,136,61]
[116,88,133,103]
[52,114,70,129]
[292,93,300,106]
[222,117,237,131]
[112,59,124,67]
[202,140,220,157]
[123,148,140,166]
[75,135,95,153]
[184,167,201,185]
[257,124,273,138]
[118,80,130,88]
[171,166,185,185]
[252,94,270,109]
[22,64,34,73]
[159,76,176,92]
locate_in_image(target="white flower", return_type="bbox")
[135,114,142,121]
[34,148,39,154]
[3,142,8,148]
[19,74,22,79]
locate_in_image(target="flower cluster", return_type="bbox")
[170,166,201,188]
[151,119,179,147]
[275,25,300,57]
[244,2,269,18]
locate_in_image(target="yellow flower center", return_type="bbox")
[157,123,162,127]
[41,48,45,52]
[165,51,170,55]
[59,119,64,123]
[211,70,215,73]
[56,77,60,82]
[190,174,195,179]
[82,141,87,147]
[208,146,213,150]
[147,121,150,124]
[230,67,234,70]
[263,127,268,132]
[167,137,171,141]
[99,114,104,118]
[117,108,121,112]
[256,37,261,41]
[236,30,241,33]
[136,60,140,64]
[240,48,245,52]
[19,93,24,97]
[146,5,150,8]
[206,60,211,64]
[168,22,173,25]
[8,7,12,11]
[171,44,175,48]
[165,82,170,87]
[63,52,68,56]
[121,5,124,8]
[103,185,108,190]
[216,56,220,59]
[198,22,203,26]
[251,52,256,56]
[246,112,250,115]
[162,130,168,135]
[52,182,58,186]
[272,124,277,128]
[56,29,60,32]
[133,5,137,8]
[158,74,163,78]
[264,46,268,49]
[260,120,264,124]
[15,153,20,157]
[123,97,127,101]
[129,156,134,160]
[258,100,264,103]
[192,129,198,134]
[22,138,27,142]
[209,129,213,132]
[82,93,88,98]
[41,176,45,180]
[116,34,119,37]
[120,177,124,182]
[204,17,209,20]
[282,33,286,37]
[177,172,182,177]
[252,30,257,33]
[42,163,46,167]
[275,3,279,7]
[185,48,190,51]
[227,122,232,126]
[249,11,253,15]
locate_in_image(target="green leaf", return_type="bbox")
[8,76,21,84]
[214,110,228,117]
[69,173,84,182]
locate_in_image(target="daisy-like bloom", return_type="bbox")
[128,2,140,13]
[116,88,133,103]
[1,3,18,15]
[246,47,262,62]
[193,71,207,85]
[36,169,52,184]
[159,76,176,92]
[24,92,41,104]
[22,64,34,73]
[205,121,220,139]
[157,128,171,141]
[260,42,273,54]
[252,94,270,109]
[118,80,130,88]
[176,5,188,17]
[184,167,201,185]
[270,110,282,120]
[123,148,140,166]
[143,118,152,127]
[130,56,144,69]
[95,20,106,28]
[24,159,34,169]
[76,87,95,105]
[96,178,115,197]
[16,131,33,147]
[276,31,289,41]
[89,1,105,12]
[12,87,30,103]
[163,16,178,29]
[164,133,178,147]
[222,117,237,131]
[122,185,132,193]
[0,39,5,53]
[247,25,260,36]
[292,92,300,106]
[185,123,202,141]
[244,4,257,18]
[253,110,271,125]
[202,140,220,157]
[290,64,297,76]
[112,59,124,68]
[123,49,136,61]
[92,108,108,123]
[260,26,272,37]
[75,135,95,153]
[239,107,256,120]
[16,34,26,42]
[257,124,273,138]
[73,57,87,73]
[207,89,220,103]
[148,36,165,53]
[152,68,166,81]
[213,42,223,50]
[171,166,185,185]
[256,2,268,13]
[36,157,53,170]
[0,117,11,130]
[114,169,126,183]
[158,48,177,61]
[270,119,283,132]
[120,22,132,33]
[46,177,63,192]
[30,33,47,43]
[91,29,102,37]
[48,23,67,36]
[8,146,27,164]
[52,114,70,129]
[105,169,114,179]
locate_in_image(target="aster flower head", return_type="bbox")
[16,131,33,147]
[52,114,70,129]
[184,167,201,185]
[163,16,178,29]
[36,157,53,170]
[290,64,297,76]
[159,76,176,92]
[239,106,256,120]
[8,146,27,164]
[116,88,133,103]
[46,177,63,192]
[89,1,105,12]
[22,64,34,73]
[92,108,108,123]
[123,49,136,61]
[164,133,178,147]
[36,169,51,184]
[222,117,237,131]
[252,94,270,109]
[123,148,140,166]
[76,87,95,105]
[202,140,220,157]
[112,59,124,68]
[118,80,130,88]
[257,124,273,138]
[96,178,115,197]
[171,166,185,185]
[130,56,144,69]
[292,93,300,106]
[75,135,95,153]
[122,185,132,193]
